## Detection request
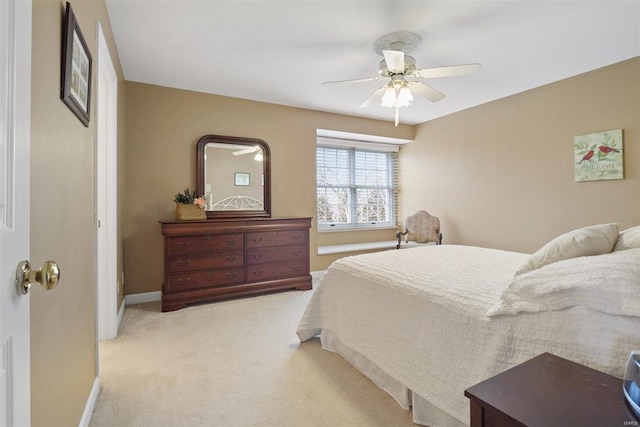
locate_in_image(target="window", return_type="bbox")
[316,141,398,231]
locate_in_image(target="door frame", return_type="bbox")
[95,21,119,343]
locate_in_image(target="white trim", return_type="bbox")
[116,301,125,331]
[317,136,400,152]
[317,129,412,145]
[95,21,119,341]
[78,377,100,427]
[318,240,399,255]
[125,291,162,305]
[318,224,397,233]
[317,240,425,255]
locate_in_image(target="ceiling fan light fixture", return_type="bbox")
[381,82,413,108]
[397,86,413,107]
[381,87,397,108]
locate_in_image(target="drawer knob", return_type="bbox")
[253,253,263,260]
[293,265,302,272]
[252,237,262,243]
[226,255,237,262]
[292,250,301,256]
[226,272,238,279]
[177,258,191,266]
[252,270,263,277]
[292,235,301,240]
[177,241,191,248]
[177,277,191,285]
[226,238,237,245]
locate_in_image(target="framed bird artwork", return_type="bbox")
[574,129,623,182]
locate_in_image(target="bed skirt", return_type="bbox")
[321,329,466,427]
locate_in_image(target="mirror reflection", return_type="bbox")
[203,143,264,211]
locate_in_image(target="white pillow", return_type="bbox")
[488,248,640,317]
[614,225,640,251]
[515,223,620,276]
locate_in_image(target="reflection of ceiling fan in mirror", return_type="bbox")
[232,145,263,161]
[322,31,481,126]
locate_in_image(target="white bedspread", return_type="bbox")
[297,245,640,425]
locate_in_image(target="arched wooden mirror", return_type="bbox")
[196,135,271,219]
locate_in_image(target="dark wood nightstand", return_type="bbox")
[464,352,639,427]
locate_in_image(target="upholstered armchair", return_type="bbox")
[396,210,443,249]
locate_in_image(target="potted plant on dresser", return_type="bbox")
[173,188,206,220]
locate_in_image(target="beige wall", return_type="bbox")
[124,82,413,294]
[30,0,126,425]
[400,58,640,253]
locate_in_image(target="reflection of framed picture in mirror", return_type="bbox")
[234,172,250,186]
[61,2,92,127]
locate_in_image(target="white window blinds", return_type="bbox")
[316,143,398,230]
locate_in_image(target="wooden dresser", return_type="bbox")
[160,217,312,312]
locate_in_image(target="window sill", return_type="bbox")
[317,225,398,234]
[317,240,424,255]
[317,240,397,255]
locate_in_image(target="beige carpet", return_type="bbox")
[89,286,415,426]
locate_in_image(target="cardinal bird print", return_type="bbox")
[578,150,594,164]
[574,129,623,182]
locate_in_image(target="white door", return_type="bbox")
[0,0,32,425]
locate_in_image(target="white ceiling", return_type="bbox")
[105,1,640,126]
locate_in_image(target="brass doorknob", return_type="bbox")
[15,260,60,295]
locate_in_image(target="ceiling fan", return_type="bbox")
[232,145,263,161]
[232,146,260,156]
[322,32,482,126]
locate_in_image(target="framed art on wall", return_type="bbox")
[574,129,623,182]
[61,2,92,127]
[234,173,250,186]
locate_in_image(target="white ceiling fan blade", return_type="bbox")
[417,63,482,79]
[408,82,446,103]
[359,87,387,109]
[232,146,259,156]
[322,76,384,85]
[383,50,405,73]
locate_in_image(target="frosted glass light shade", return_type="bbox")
[381,87,396,108]
[397,87,413,107]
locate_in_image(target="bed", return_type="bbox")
[297,224,640,426]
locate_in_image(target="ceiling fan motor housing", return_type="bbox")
[379,55,416,77]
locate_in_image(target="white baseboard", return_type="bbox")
[78,376,100,427]
[116,300,125,333]
[125,291,162,305]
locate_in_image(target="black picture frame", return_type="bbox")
[61,2,92,127]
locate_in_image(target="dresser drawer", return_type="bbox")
[167,268,245,291]
[169,250,244,272]
[246,260,307,283]
[246,230,308,248]
[246,244,307,265]
[169,233,243,255]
